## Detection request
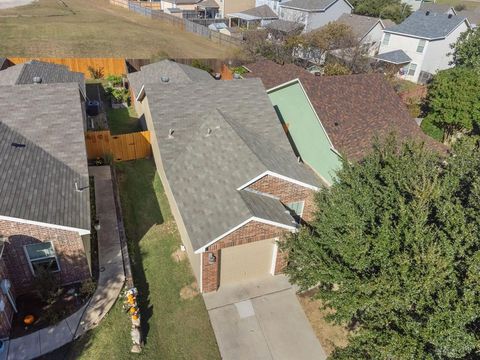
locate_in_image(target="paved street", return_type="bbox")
[203,275,327,360]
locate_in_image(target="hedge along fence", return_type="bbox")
[109,0,243,47]
[8,57,127,78]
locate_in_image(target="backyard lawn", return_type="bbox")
[0,0,230,58]
[63,160,220,360]
[107,107,142,135]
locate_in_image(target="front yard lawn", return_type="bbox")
[107,107,142,135]
[64,159,219,359]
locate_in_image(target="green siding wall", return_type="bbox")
[268,82,341,184]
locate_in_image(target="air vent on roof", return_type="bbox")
[168,129,174,139]
[11,143,26,148]
[33,76,42,84]
[161,76,170,83]
[426,11,430,15]
[205,127,212,136]
[448,13,453,18]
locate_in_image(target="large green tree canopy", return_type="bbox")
[424,67,480,143]
[351,0,411,23]
[282,137,480,359]
[451,27,480,69]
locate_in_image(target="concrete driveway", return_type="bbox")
[203,275,326,360]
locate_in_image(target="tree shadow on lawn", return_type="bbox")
[114,159,164,346]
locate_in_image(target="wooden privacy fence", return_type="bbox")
[109,0,243,47]
[8,57,127,78]
[85,131,152,162]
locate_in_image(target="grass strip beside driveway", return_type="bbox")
[66,159,219,359]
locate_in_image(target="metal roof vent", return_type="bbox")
[448,13,453,18]
[161,76,170,83]
[168,128,174,139]
[33,76,42,84]
[205,127,212,136]
[426,11,430,16]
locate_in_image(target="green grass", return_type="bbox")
[421,117,444,142]
[107,107,141,135]
[0,0,230,58]
[63,159,220,360]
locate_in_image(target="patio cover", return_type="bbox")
[375,49,412,65]
[228,4,278,21]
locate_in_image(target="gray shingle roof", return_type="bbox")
[127,59,213,97]
[0,58,8,70]
[385,11,468,39]
[281,0,351,11]
[239,4,278,18]
[458,9,480,25]
[419,2,454,14]
[265,19,305,33]
[239,190,295,227]
[144,79,319,250]
[0,60,85,96]
[336,13,381,39]
[0,84,90,231]
[375,49,412,64]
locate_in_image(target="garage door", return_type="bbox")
[220,239,276,286]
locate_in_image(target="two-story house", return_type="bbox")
[376,11,470,83]
[279,0,352,33]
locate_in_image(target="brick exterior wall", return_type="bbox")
[0,260,14,338]
[201,174,317,293]
[246,175,316,222]
[202,221,289,292]
[0,220,90,295]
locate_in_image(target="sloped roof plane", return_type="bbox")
[143,79,319,251]
[244,60,444,161]
[0,83,90,231]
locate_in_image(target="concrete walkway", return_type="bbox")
[5,166,125,359]
[203,275,327,360]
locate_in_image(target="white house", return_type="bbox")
[255,0,283,14]
[279,0,353,33]
[375,11,470,83]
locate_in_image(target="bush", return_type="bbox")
[421,117,444,142]
[88,66,104,79]
[80,278,97,298]
[34,268,59,304]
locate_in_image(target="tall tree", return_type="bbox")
[451,27,480,69]
[282,137,480,359]
[424,67,480,143]
[351,0,411,23]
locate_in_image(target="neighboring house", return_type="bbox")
[127,59,214,118]
[279,0,353,33]
[0,82,91,338]
[243,60,444,182]
[227,4,278,27]
[218,0,255,18]
[376,11,470,83]
[162,0,220,18]
[419,3,480,28]
[256,0,283,14]
[131,76,321,293]
[334,14,395,55]
[0,60,87,129]
[0,58,12,71]
[265,18,305,39]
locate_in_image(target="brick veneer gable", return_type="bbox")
[0,220,90,295]
[202,220,289,292]
[246,174,316,221]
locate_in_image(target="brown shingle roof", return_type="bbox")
[244,60,445,160]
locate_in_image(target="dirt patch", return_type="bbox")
[180,282,199,300]
[171,248,187,263]
[297,289,349,356]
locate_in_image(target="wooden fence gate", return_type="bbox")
[85,131,152,162]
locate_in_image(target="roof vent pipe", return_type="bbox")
[33,76,42,84]
[426,11,430,15]
[448,13,453,18]
[161,76,170,83]
[206,127,212,136]
[168,129,174,139]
